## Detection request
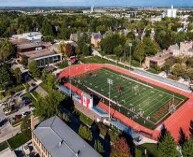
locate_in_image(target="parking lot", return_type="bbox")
[0,91,34,143]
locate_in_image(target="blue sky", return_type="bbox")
[0,0,192,7]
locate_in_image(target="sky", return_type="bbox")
[0,0,193,7]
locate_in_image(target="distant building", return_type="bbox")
[32,116,101,157]
[167,5,177,18]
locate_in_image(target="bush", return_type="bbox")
[78,125,92,142]
[94,140,104,154]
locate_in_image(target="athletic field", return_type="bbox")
[71,68,186,128]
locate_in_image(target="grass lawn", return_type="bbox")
[8,131,31,149]
[137,143,158,157]
[80,56,112,64]
[0,141,8,151]
[71,68,186,129]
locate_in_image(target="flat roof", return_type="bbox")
[10,38,31,45]
[20,48,56,59]
[147,52,172,62]
[17,42,51,50]
[33,116,101,157]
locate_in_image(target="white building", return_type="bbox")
[11,32,43,42]
[167,5,177,18]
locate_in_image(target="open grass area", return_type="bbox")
[8,131,31,149]
[0,141,8,151]
[71,68,187,129]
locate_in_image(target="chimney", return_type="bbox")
[31,115,35,131]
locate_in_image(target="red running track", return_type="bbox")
[59,63,193,142]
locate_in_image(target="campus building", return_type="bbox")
[10,33,63,68]
[31,116,101,157]
[144,51,173,68]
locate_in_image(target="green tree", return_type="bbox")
[13,67,22,84]
[0,64,11,90]
[40,19,54,36]
[82,42,90,56]
[34,91,65,120]
[94,140,104,154]
[113,45,123,59]
[171,63,186,77]
[110,137,131,157]
[158,133,177,157]
[133,41,145,65]
[78,125,92,142]
[58,41,66,56]
[28,60,40,78]
[182,137,193,157]
[20,116,31,136]
[0,39,15,61]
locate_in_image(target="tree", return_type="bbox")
[171,63,186,77]
[94,140,104,154]
[0,63,11,90]
[189,120,193,136]
[133,41,145,65]
[28,60,40,78]
[110,137,131,157]
[20,115,31,136]
[182,136,193,157]
[58,41,66,56]
[41,73,57,91]
[82,42,90,56]
[13,67,22,84]
[78,125,92,142]
[34,91,65,120]
[158,133,177,157]
[114,45,123,59]
[178,128,187,147]
[0,39,15,61]
[40,19,54,36]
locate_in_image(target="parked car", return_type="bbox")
[31,83,36,87]
[0,118,7,127]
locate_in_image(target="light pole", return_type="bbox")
[129,43,132,70]
[107,78,113,122]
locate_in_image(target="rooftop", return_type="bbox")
[17,42,51,50]
[33,116,101,157]
[147,51,172,62]
[20,48,56,59]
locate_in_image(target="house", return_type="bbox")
[169,41,193,57]
[168,44,180,56]
[32,116,101,157]
[145,51,173,68]
[91,33,102,47]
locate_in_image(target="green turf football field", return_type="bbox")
[72,68,186,125]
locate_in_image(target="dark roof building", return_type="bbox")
[32,116,101,157]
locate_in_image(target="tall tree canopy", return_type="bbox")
[0,39,15,61]
[158,133,177,157]
[34,91,65,120]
